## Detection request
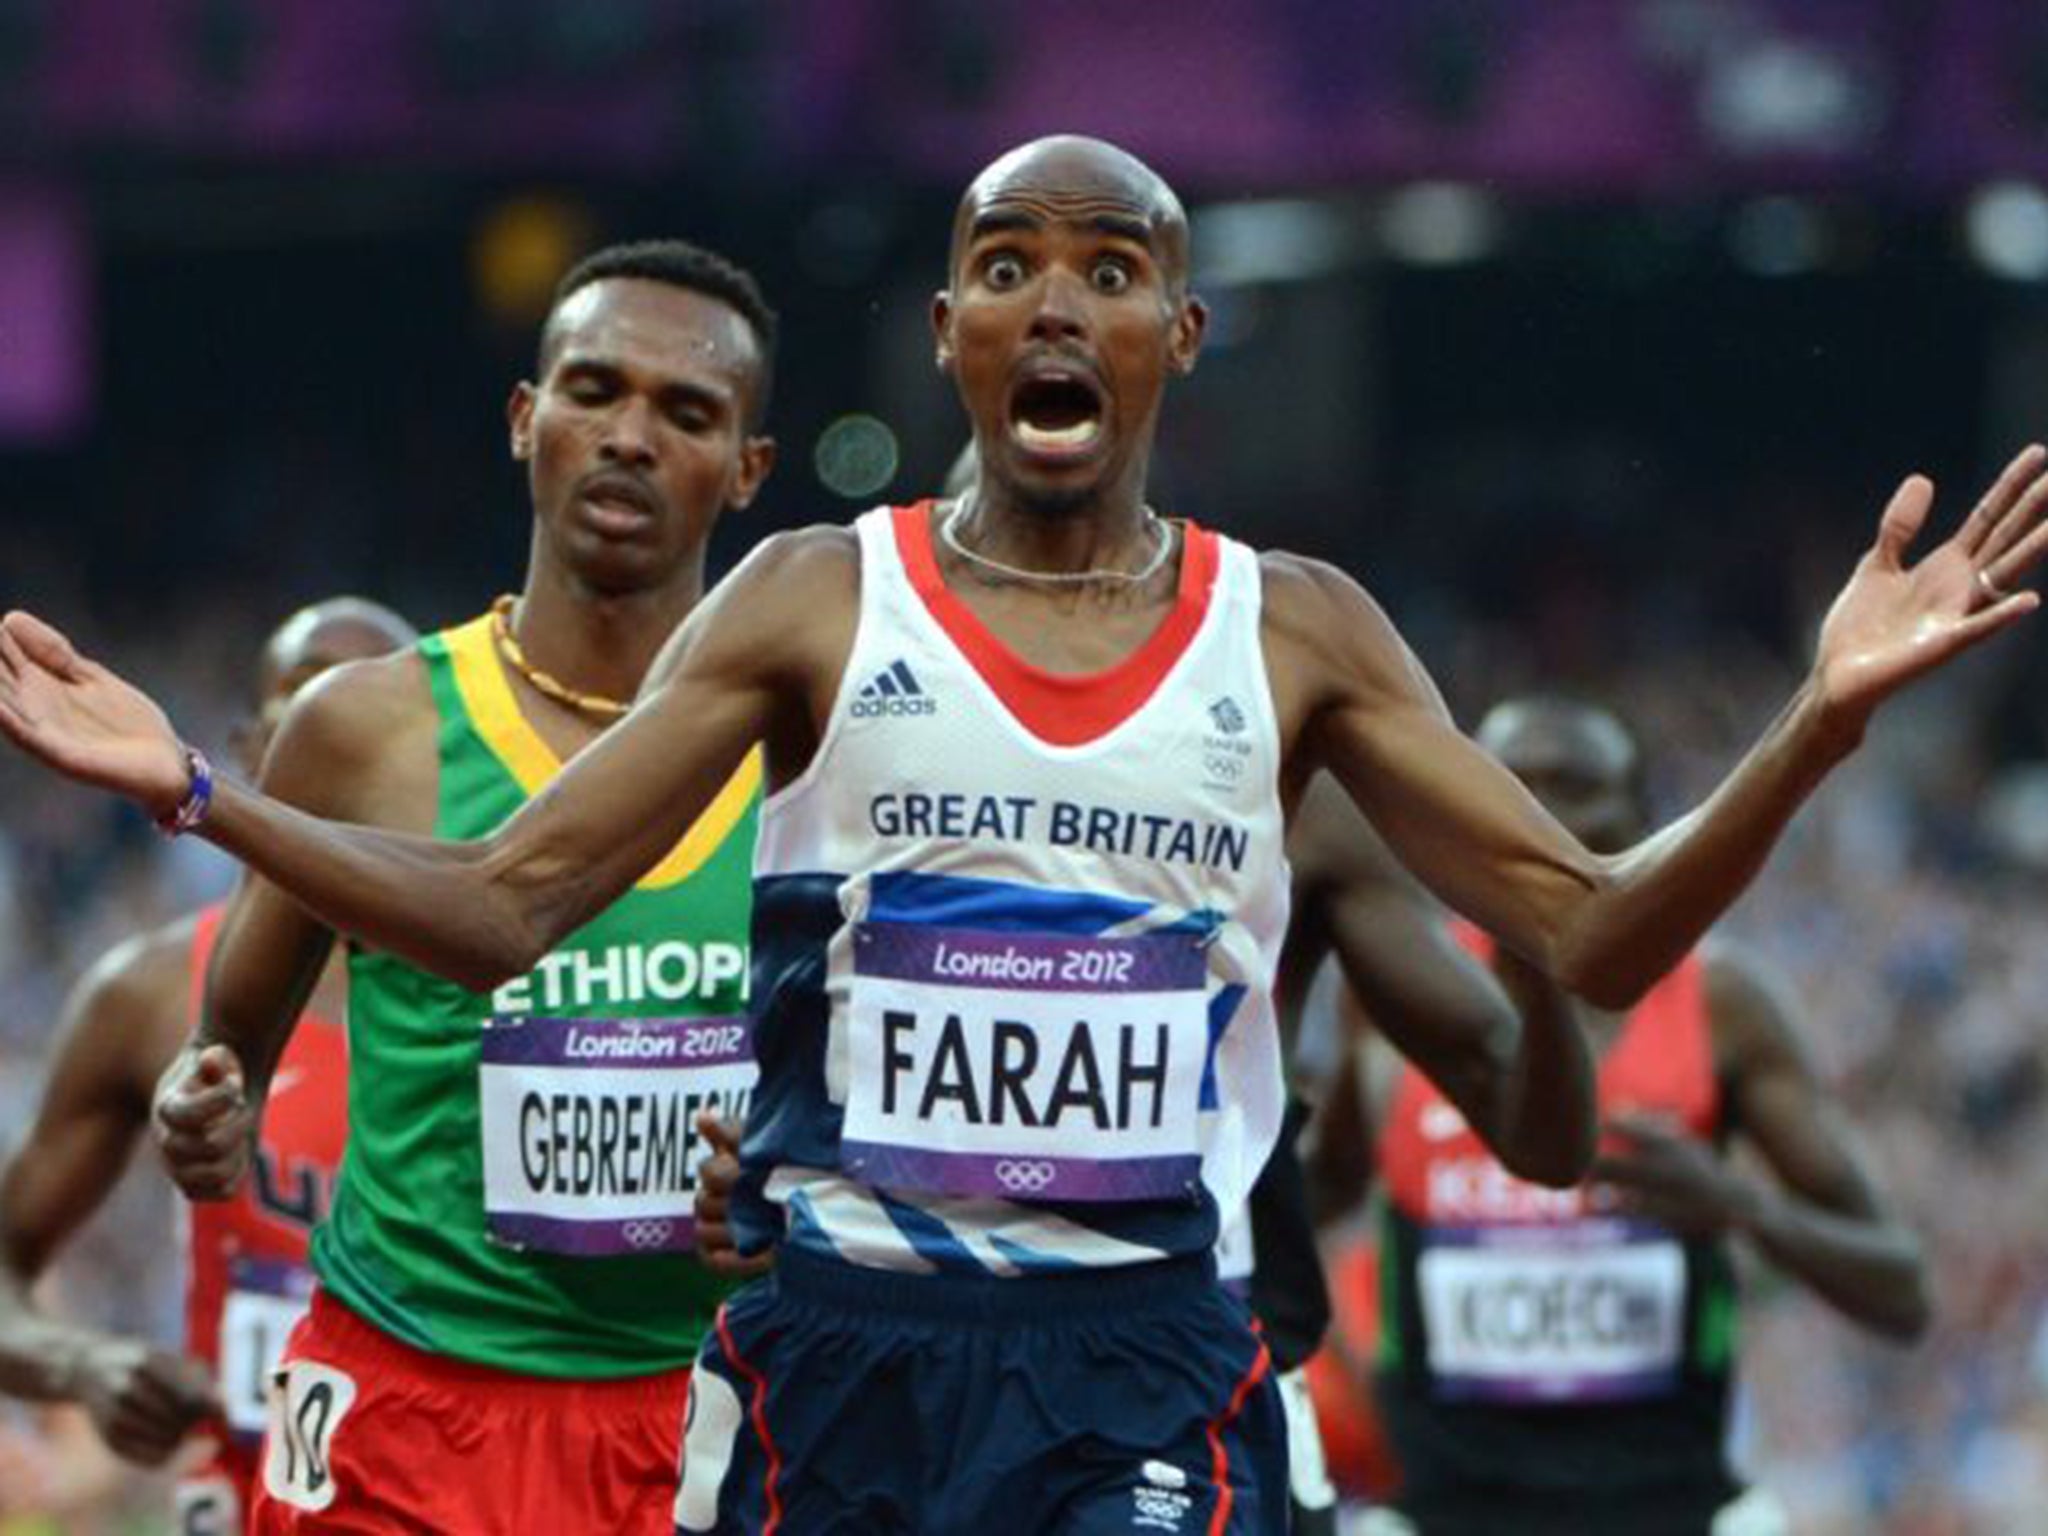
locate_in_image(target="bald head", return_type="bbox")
[239,597,417,772]
[951,135,1192,294]
[1475,696,1649,853]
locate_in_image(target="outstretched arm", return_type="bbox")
[0,926,220,1462]
[1288,775,1594,1187]
[0,531,835,991]
[1595,944,1930,1341]
[1282,448,2048,1007]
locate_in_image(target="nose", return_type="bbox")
[599,394,659,467]
[1028,265,1090,345]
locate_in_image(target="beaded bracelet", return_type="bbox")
[156,746,214,838]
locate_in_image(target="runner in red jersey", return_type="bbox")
[0,598,411,1534]
[175,901,349,1531]
[1323,697,1932,1536]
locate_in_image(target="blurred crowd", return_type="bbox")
[4,542,2048,1533]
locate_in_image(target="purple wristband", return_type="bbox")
[156,746,213,837]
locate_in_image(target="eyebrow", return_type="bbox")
[554,355,735,406]
[967,206,1158,247]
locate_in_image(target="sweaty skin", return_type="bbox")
[2,136,2048,1165]
[0,600,412,1465]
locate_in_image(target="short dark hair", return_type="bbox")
[540,238,779,428]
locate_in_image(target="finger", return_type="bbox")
[103,1423,174,1466]
[105,1412,183,1467]
[1954,445,2047,556]
[166,1154,247,1200]
[0,624,37,716]
[155,1079,245,1131]
[702,1247,773,1279]
[153,1357,223,1419]
[0,688,34,750]
[160,1119,250,1165]
[1974,455,2048,567]
[1983,510,2048,593]
[1601,1110,1680,1145]
[1872,475,1934,567]
[1,611,87,681]
[194,1045,244,1090]
[1588,1156,1646,1186]
[695,1110,742,1156]
[1925,590,2042,663]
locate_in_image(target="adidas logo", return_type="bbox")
[850,658,938,718]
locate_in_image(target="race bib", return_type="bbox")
[1418,1221,1686,1403]
[174,1474,241,1536]
[840,922,1208,1202]
[477,1014,756,1256]
[217,1257,314,1440]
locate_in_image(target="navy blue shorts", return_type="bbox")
[675,1246,1287,1535]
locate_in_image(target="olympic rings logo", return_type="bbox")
[993,1159,1058,1194]
[621,1219,676,1249]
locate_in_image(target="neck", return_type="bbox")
[959,473,1157,577]
[510,555,705,702]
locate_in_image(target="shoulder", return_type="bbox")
[705,523,861,608]
[280,647,431,743]
[1700,936,1810,1079]
[260,647,435,819]
[1255,550,1437,747]
[733,522,862,595]
[1257,550,1406,662]
[686,523,863,682]
[56,911,203,1091]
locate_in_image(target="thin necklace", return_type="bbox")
[940,494,1175,587]
[488,595,631,719]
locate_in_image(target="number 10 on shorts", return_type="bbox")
[261,1359,358,1513]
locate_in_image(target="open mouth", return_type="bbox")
[1008,373,1105,457]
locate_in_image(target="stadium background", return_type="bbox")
[6,2,2048,1529]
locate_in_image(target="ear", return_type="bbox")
[931,289,956,374]
[508,381,537,462]
[1167,294,1208,377]
[727,435,778,512]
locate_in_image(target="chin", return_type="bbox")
[990,460,1115,518]
[566,546,670,597]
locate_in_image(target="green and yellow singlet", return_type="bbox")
[312,614,761,1378]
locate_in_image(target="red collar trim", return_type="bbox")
[890,501,1221,747]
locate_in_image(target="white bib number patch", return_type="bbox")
[174,1475,240,1536]
[841,922,1210,1202]
[261,1358,357,1513]
[478,1014,756,1255]
[217,1258,314,1440]
[1419,1221,1686,1403]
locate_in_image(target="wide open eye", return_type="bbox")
[983,253,1028,290]
[1091,257,1133,295]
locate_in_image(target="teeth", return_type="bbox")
[1015,419,1101,452]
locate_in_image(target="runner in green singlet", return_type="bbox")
[146,239,777,1534]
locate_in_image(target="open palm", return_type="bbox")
[0,610,189,811]
[1817,446,2048,721]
